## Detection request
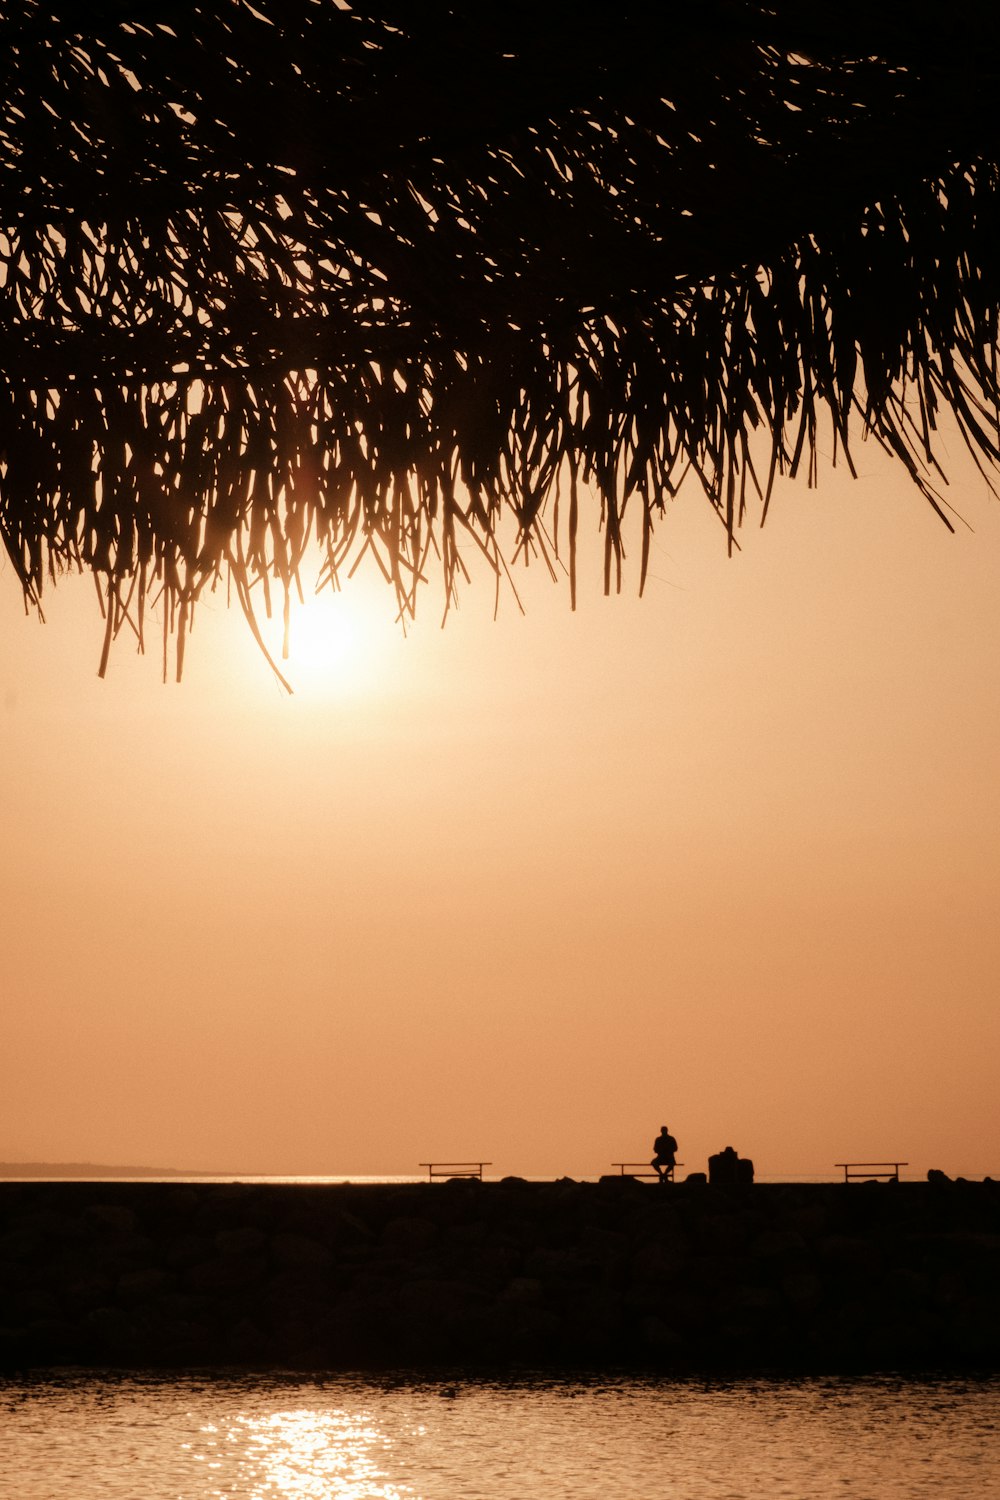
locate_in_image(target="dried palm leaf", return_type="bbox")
[3,1,1000,677]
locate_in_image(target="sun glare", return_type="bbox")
[270,581,398,698]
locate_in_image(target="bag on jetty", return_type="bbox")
[708,1147,754,1184]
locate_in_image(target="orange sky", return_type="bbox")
[2,443,999,1181]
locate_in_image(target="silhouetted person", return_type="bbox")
[651,1124,678,1181]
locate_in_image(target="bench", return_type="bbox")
[835,1161,907,1183]
[611,1162,683,1182]
[419,1161,491,1181]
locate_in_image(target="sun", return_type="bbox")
[274,581,398,698]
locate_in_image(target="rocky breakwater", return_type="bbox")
[1,1178,998,1371]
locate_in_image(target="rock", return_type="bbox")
[749,1228,806,1260]
[81,1304,137,1353]
[58,1270,115,1312]
[116,1268,174,1304]
[85,1205,137,1235]
[781,1270,824,1309]
[271,1232,334,1270]
[187,1253,267,1292]
[630,1241,687,1282]
[226,1316,268,1360]
[381,1217,437,1253]
[639,1314,685,1355]
[163,1232,212,1268]
[503,1276,543,1304]
[215,1226,267,1257]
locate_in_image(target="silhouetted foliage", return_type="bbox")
[3,2,1000,675]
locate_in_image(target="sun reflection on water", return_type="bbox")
[197,1406,413,1500]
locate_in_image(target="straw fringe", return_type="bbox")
[3,2,1000,676]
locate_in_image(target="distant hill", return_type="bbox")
[0,1162,221,1179]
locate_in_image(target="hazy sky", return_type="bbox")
[3,439,999,1181]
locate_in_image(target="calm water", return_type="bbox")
[1,1372,997,1499]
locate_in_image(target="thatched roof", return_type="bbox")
[3,1,1000,678]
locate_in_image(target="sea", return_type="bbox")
[0,1172,862,1185]
[1,1369,997,1499]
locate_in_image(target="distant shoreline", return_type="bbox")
[0,1163,223,1180]
[0,1166,873,1185]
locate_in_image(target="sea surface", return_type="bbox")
[1,1173,853,1185]
[1,1371,997,1499]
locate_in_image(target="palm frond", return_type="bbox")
[3,1,1000,675]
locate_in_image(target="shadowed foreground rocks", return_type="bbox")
[1,1179,998,1372]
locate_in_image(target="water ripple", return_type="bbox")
[1,1371,997,1499]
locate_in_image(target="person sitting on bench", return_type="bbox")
[651,1124,678,1181]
